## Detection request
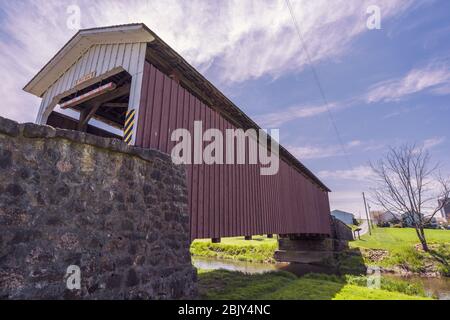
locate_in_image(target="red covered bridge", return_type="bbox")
[24,23,331,241]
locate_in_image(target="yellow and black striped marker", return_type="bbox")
[124,109,135,145]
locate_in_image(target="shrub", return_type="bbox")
[377,221,390,228]
[387,247,424,272]
[303,273,427,297]
[346,275,426,296]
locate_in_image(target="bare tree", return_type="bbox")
[370,144,449,252]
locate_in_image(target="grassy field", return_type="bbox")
[191,235,278,263]
[349,227,450,275]
[350,227,449,250]
[198,270,432,300]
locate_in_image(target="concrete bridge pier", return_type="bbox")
[274,217,354,264]
[274,235,349,264]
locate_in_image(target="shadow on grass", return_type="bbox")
[197,249,368,300]
[334,248,368,276]
[197,269,348,300]
[429,250,449,267]
[278,248,367,277]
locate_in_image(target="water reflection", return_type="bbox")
[192,256,287,274]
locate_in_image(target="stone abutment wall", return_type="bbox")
[0,117,196,299]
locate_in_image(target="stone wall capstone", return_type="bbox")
[0,116,197,299]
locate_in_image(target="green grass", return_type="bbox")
[191,236,278,263]
[349,227,450,275]
[197,269,296,300]
[198,270,432,300]
[350,227,449,251]
[342,274,427,297]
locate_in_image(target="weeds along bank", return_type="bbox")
[191,236,278,263]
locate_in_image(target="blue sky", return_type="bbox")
[0,0,449,217]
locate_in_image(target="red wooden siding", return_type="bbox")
[136,62,331,240]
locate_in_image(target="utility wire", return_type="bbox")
[284,0,353,171]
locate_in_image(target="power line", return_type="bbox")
[284,0,353,171]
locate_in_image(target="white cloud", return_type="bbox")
[251,58,450,127]
[254,103,333,127]
[430,83,450,95]
[347,140,362,148]
[423,136,445,150]
[365,61,450,103]
[412,136,446,154]
[0,0,414,122]
[286,139,363,160]
[318,165,376,181]
[213,0,414,83]
[287,144,342,160]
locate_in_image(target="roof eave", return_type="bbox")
[23,23,154,97]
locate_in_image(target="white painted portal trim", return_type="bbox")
[127,43,147,146]
[35,42,147,126]
[24,24,153,97]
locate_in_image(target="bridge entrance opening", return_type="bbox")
[47,70,132,140]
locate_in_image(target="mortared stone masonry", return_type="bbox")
[0,116,197,299]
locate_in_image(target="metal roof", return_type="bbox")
[331,209,355,217]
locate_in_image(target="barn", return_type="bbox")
[24,23,331,241]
